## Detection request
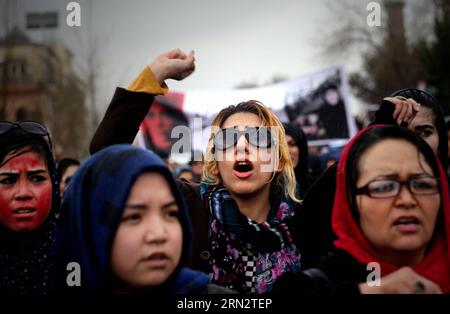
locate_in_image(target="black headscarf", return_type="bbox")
[0,127,59,294]
[283,122,310,198]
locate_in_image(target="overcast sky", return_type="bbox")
[3,0,383,114]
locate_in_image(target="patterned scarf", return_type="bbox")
[200,183,301,293]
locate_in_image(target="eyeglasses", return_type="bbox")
[0,121,53,150]
[213,126,275,151]
[356,176,440,199]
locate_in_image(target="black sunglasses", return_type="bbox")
[213,126,275,151]
[0,121,53,150]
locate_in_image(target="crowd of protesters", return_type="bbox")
[1,48,449,295]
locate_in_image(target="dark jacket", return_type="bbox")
[295,162,337,269]
[272,249,362,295]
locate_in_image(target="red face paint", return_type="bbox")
[0,151,52,232]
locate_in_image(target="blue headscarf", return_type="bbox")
[54,144,208,294]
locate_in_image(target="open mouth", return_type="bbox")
[146,252,169,261]
[13,208,36,214]
[393,216,421,232]
[393,216,420,226]
[233,161,254,173]
[142,252,170,268]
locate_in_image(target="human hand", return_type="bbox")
[383,96,420,126]
[149,48,196,84]
[358,267,442,294]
